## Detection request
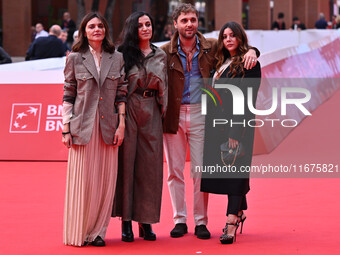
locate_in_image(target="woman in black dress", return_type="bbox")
[201,21,261,244]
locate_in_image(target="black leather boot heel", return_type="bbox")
[122,220,134,242]
[138,223,156,241]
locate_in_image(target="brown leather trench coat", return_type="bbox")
[112,46,167,223]
[161,31,217,134]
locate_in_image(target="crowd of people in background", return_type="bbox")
[24,12,78,61]
[0,9,339,64]
[25,25,65,60]
[271,11,340,31]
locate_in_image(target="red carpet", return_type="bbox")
[1,89,340,254]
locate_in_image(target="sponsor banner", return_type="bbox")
[1,84,66,160]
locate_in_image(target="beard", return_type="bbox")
[179,28,197,40]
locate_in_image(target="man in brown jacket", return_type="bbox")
[161,3,258,239]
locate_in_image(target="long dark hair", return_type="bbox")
[72,12,115,53]
[216,22,249,78]
[117,12,154,75]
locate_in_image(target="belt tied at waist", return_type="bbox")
[134,87,157,97]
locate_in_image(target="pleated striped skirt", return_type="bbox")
[63,113,118,246]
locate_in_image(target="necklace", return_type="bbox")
[180,40,197,72]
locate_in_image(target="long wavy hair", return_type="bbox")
[216,22,249,78]
[117,12,154,75]
[72,12,115,53]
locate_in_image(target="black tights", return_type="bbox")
[226,195,247,216]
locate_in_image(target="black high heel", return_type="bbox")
[219,222,239,244]
[122,220,134,242]
[138,223,156,241]
[237,212,247,234]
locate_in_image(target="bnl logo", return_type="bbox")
[201,84,312,116]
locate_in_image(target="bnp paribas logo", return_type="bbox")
[9,103,42,133]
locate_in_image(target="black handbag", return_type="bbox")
[220,141,245,166]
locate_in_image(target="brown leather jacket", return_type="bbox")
[161,31,217,134]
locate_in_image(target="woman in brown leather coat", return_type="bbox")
[112,12,167,242]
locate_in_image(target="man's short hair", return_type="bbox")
[172,3,198,22]
[50,25,62,36]
[278,12,284,19]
